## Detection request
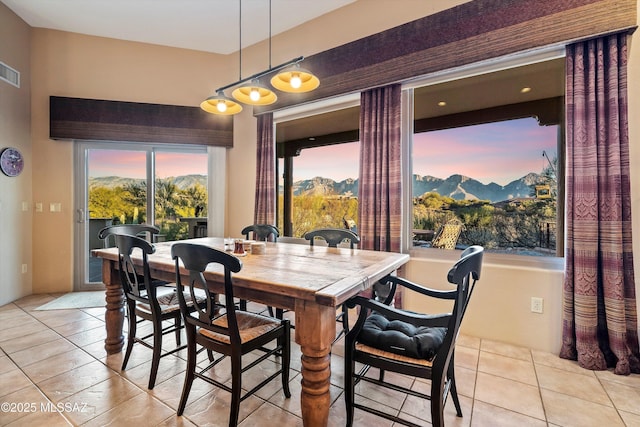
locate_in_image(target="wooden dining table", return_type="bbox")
[92,237,409,427]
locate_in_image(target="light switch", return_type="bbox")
[50,202,62,212]
[35,202,43,213]
[22,201,29,212]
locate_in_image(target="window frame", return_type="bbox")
[73,140,225,290]
[402,46,566,266]
[272,46,566,268]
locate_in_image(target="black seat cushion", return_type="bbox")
[358,313,447,360]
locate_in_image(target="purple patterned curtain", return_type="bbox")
[254,113,275,224]
[358,85,402,306]
[358,84,402,253]
[560,32,640,375]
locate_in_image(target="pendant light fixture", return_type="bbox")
[231,0,277,106]
[232,81,277,105]
[200,0,320,115]
[270,64,320,93]
[201,90,243,115]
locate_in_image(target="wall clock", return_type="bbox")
[0,147,24,177]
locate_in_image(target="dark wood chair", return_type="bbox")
[304,228,360,342]
[99,223,168,286]
[112,234,206,389]
[171,243,291,426]
[98,223,160,246]
[241,224,279,242]
[305,228,360,249]
[343,246,484,427]
[239,224,280,315]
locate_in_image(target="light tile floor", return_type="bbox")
[1,293,640,426]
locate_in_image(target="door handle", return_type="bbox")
[76,208,85,223]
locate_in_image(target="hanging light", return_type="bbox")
[271,65,320,93]
[200,0,320,115]
[200,90,243,115]
[232,80,277,105]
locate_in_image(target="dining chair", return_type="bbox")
[304,228,360,342]
[112,234,207,389]
[171,243,291,426]
[99,223,169,287]
[343,245,484,427]
[98,223,161,246]
[238,224,280,315]
[241,224,279,242]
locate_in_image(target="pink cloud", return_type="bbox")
[89,150,207,179]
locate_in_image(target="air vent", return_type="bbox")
[0,61,20,88]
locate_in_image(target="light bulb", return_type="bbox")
[290,73,302,89]
[217,100,227,113]
[250,88,261,102]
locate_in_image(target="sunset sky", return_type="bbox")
[88,117,557,187]
[88,151,207,179]
[294,117,558,186]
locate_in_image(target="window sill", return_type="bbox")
[409,247,565,272]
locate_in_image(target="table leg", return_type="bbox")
[102,259,125,354]
[295,301,336,427]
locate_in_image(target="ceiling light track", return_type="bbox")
[216,56,303,93]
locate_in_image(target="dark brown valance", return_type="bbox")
[256,0,636,114]
[50,96,233,147]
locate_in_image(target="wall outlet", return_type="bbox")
[21,264,28,274]
[531,297,544,313]
[35,202,43,213]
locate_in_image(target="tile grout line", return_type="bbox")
[2,300,76,425]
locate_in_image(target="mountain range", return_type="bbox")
[89,174,206,191]
[90,172,543,204]
[292,173,544,203]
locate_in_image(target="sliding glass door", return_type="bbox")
[74,142,208,290]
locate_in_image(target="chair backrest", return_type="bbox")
[436,245,483,369]
[241,224,279,242]
[99,224,160,247]
[304,228,360,248]
[171,243,243,344]
[449,245,483,317]
[113,234,156,305]
[431,218,464,250]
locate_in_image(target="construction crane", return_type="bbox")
[542,150,556,175]
[536,151,556,199]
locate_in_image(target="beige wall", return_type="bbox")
[0,3,32,304]
[1,0,638,353]
[403,252,565,353]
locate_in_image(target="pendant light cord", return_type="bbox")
[238,0,242,80]
[269,0,272,69]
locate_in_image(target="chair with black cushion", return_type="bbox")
[171,243,291,426]
[343,245,484,427]
[113,234,206,389]
[241,224,280,242]
[304,228,360,342]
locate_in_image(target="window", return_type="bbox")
[276,103,360,237]
[87,148,208,240]
[273,52,565,258]
[412,118,559,256]
[280,141,360,237]
[78,142,209,289]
